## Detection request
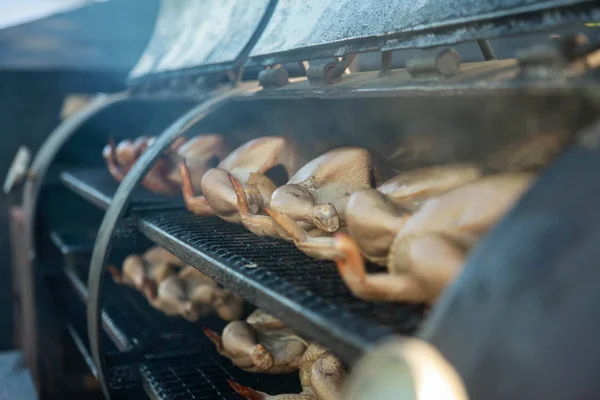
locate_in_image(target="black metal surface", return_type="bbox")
[45,273,145,397]
[87,88,254,398]
[60,167,185,212]
[248,0,600,65]
[420,123,600,399]
[142,355,300,400]
[138,212,424,364]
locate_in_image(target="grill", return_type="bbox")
[138,211,424,360]
[13,1,600,399]
[60,164,424,360]
[46,229,301,399]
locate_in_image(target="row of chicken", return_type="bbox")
[104,132,564,304]
[108,246,345,399]
[108,246,243,322]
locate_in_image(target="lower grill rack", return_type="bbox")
[138,210,425,364]
[142,356,300,400]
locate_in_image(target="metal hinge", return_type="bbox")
[3,146,32,195]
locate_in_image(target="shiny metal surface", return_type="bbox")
[248,0,599,65]
[129,0,273,81]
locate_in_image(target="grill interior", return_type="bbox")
[45,228,303,399]
[139,211,424,360]
[32,67,600,399]
[41,153,426,398]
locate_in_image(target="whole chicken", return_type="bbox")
[229,343,346,400]
[103,134,228,195]
[107,246,184,291]
[333,173,536,304]
[204,310,307,373]
[266,164,483,260]
[143,266,244,322]
[487,132,568,172]
[180,137,305,223]
[229,147,380,243]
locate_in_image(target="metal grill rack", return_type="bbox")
[49,216,303,399]
[59,166,424,364]
[45,273,146,398]
[138,211,425,363]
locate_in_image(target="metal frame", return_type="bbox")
[86,85,259,398]
[20,93,128,396]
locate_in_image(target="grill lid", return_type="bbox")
[128,0,274,83]
[247,0,599,65]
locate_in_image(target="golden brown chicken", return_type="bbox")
[103,134,228,195]
[180,137,305,223]
[333,173,536,304]
[107,246,183,291]
[266,164,483,260]
[229,343,346,400]
[204,310,307,373]
[230,147,380,242]
[487,132,568,172]
[143,266,244,322]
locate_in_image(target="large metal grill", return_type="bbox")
[138,211,424,362]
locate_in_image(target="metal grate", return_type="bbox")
[60,167,185,211]
[45,274,146,396]
[142,355,300,400]
[138,210,425,364]
[100,276,225,352]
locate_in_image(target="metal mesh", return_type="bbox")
[101,277,224,351]
[139,210,425,362]
[142,355,300,400]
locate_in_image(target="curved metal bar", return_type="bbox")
[87,84,260,398]
[19,93,128,389]
[23,92,129,260]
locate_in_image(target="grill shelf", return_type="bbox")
[56,165,423,396]
[65,269,301,399]
[54,234,300,399]
[142,356,300,400]
[138,210,425,364]
[46,273,146,398]
[60,167,184,211]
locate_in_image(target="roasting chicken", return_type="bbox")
[487,132,568,172]
[143,266,244,322]
[333,173,536,303]
[229,343,346,400]
[266,164,483,260]
[180,137,305,223]
[230,147,380,245]
[107,246,183,291]
[103,134,229,195]
[204,310,307,373]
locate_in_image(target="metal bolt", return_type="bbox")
[406,48,461,78]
